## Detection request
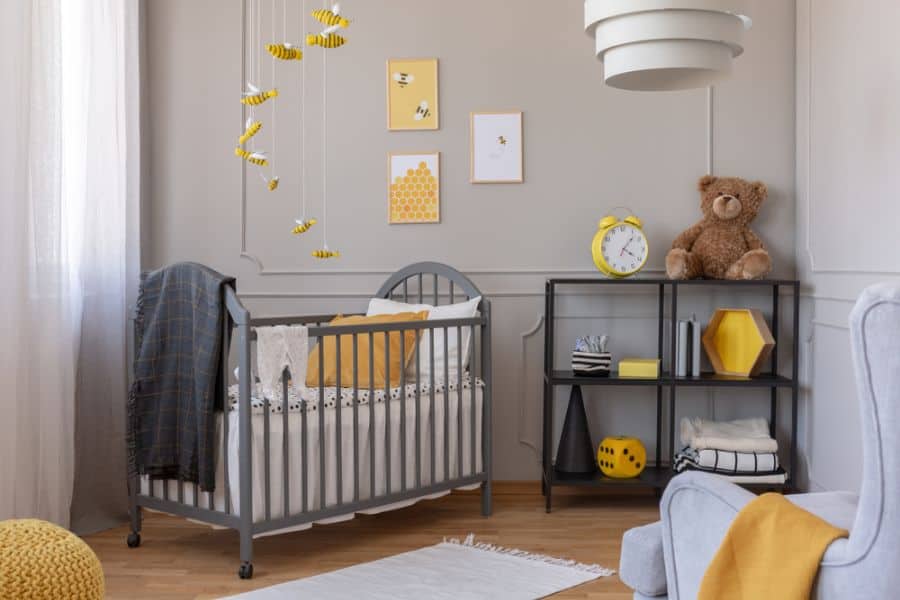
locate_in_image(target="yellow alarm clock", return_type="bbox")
[591,209,649,278]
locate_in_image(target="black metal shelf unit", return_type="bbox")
[542,277,800,512]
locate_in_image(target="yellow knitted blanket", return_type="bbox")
[699,493,847,600]
[0,518,104,600]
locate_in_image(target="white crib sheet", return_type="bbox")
[141,383,484,538]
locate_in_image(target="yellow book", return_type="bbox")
[618,358,660,378]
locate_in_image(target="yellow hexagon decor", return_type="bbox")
[702,308,776,377]
[389,152,440,224]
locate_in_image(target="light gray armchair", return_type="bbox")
[619,282,900,599]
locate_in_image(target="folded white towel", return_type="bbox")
[680,417,778,453]
[704,471,786,485]
[255,325,308,401]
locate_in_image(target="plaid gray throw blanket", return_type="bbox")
[127,262,235,491]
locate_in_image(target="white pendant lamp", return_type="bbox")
[584,0,752,91]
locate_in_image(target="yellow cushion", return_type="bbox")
[0,518,105,600]
[306,311,429,388]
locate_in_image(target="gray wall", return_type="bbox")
[146,0,796,480]
[795,0,900,493]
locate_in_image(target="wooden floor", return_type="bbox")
[83,485,659,599]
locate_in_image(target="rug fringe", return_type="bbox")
[442,534,615,577]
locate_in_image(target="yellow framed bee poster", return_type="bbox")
[388,152,440,224]
[387,58,439,131]
[470,111,524,183]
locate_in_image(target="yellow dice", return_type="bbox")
[597,436,647,479]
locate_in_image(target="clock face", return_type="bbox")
[600,223,648,275]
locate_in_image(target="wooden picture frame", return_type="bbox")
[386,58,439,131]
[388,152,441,224]
[470,110,523,183]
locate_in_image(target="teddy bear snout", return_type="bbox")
[712,195,743,220]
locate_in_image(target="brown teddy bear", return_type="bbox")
[666,175,772,280]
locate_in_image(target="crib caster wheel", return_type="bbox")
[126,532,141,548]
[238,562,254,579]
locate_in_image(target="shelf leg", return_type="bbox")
[770,388,777,439]
[656,283,664,469]
[670,284,678,464]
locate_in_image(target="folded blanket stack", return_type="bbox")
[572,335,611,376]
[675,417,786,484]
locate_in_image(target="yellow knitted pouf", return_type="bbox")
[0,519,104,600]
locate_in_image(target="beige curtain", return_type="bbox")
[0,0,141,531]
[66,0,143,534]
[0,0,77,527]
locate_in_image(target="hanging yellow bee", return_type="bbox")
[241,87,279,106]
[311,8,350,28]
[312,248,340,259]
[238,120,262,145]
[266,43,303,61]
[267,177,279,191]
[292,218,317,234]
[234,147,269,166]
[306,33,346,48]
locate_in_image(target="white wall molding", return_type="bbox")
[517,315,545,463]
[247,266,668,277]
[811,320,849,332]
[238,287,783,300]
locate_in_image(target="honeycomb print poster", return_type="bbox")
[388,152,440,224]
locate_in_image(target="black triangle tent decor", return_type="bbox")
[554,385,596,474]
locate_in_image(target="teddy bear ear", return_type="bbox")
[753,181,768,199]
[698,175,718,192]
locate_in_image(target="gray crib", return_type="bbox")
[126,262,492,578]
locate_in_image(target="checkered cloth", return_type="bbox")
[127,262,234,491]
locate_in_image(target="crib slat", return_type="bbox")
[418,274,423,303]
[399,331,407,492]
[368,333,375,498]
[449,281,454,304]
[457,326,463,480]
[384,331,391,495]
[222,312,230,514]
[433,274,439,306]
[414,328,421,489]
[430,329,436,484]
[403,280,409,304]
[223,393,230,514]
[319,339,326,510]
[282,371,290,518]
[163,479,169,501]
[470,325,477,476]
[443,326,450,482]
[301,361,309,513]
[352,333,359,503]
[193,482,198,507]
[335,334,343,506]
[237,320,253,539]
[264,381,271,521]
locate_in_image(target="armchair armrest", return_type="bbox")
[659,472,756,600]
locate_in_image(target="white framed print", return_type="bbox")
[470,110,523,183]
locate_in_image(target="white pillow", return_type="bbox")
[366,296,482,383]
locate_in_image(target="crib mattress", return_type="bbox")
[141,380,484,537]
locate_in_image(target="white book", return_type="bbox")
[691,315,702,377]
[676,320,689,377]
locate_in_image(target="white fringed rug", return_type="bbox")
[223,534,614,600]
